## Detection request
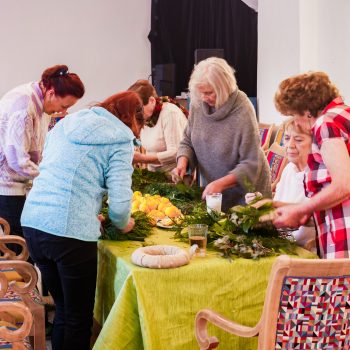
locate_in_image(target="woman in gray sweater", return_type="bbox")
[173,57,271,211]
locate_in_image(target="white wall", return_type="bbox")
[0,0,151,111]
[257,0,300,123]
[258,0,350,124]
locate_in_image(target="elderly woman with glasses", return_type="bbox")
[273,71,350,259]
[246,119,316,252]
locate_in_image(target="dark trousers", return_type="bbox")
[0,195,26,236]
[23,227,97,350]
[0,195,26,255]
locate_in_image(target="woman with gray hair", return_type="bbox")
[172,57,271,211]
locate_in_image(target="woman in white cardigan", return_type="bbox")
[128,80,188,172]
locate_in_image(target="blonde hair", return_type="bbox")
[188,57,237,109]
[275,71,339,117]
[283,118,312,137]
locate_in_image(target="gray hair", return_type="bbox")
[188,57,237,109]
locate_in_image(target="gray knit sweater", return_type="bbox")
[177,90,271,211]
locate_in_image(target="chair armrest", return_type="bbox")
[195,309,260,350]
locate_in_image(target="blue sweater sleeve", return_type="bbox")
[105,141,134,229]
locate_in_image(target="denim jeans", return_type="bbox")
[23,227,97,350]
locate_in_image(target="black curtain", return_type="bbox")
[148,0,257,97]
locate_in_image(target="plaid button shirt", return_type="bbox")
[305,97,350,258]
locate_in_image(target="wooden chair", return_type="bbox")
[0,217,30,282]
[258,123,275,151]
[0,217,10,235]
[265,142,288,192]
[195,255,350,350]
[273,125,285,146]
[0,236,29,262]
[0,261,45,350]
[0,302,33,350]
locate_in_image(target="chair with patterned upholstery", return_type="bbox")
[195,255,350,350]
[258,123,275,151]
[0,261,45,350]
[265,142,288,192]
[0,302,33,350]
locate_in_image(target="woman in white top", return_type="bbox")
[247,119,316,251]
[128,80,188,172]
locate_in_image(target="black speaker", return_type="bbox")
[153,63,176,97]
[194,49,225,64]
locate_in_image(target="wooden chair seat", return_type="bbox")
[0,268,23,282]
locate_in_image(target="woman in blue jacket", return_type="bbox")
[21,91,144,350]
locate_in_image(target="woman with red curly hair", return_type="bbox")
[128,79,188,172]
[21,91,144,349]
[273,71,350,259]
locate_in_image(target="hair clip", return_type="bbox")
[59,70,69,76]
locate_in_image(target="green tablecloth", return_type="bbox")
[93,229,316,350]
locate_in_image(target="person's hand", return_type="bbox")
[121,217,135,234]
[97,214,105,223]
[171,166,187,183]
[245,192,262,204]
[273,204,309,228]
[202,180,224,200]
[172,156,188,183]
[133,151,144,164]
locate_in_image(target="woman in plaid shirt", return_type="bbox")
[273,71,350,259]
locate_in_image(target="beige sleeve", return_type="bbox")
[156,108,187,165]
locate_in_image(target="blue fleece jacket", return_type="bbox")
[21,107,135,241]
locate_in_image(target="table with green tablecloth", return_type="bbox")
[93,229,316,350]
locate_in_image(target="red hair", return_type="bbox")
[96,91,144,137]
[41,64,85,98]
